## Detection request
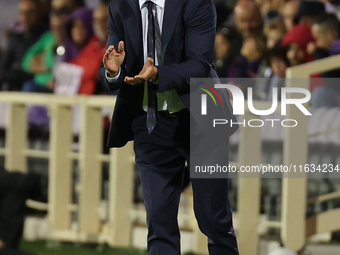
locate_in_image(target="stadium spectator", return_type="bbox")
[228,35,266,97]
[60,7,93,63]
[234,0,263,37]
[281,24,315,66]
[280,0,299,31]
[51,0,85,14]
[229,34,266,79]
[264,18,287,50]
[214,27,237,78]
[294,1,326,28]
[255,17,286,92]
[221,0,263,77]
[281,24,325,92]
[21,10,68,93]
[269,47,289,79]
[0,0,45,91]
[254,17,286,86]
[68,3,108,95]
[254,46,290,100]
[308,13,340,108]
[309,13,340,57]
[264,47,289,100]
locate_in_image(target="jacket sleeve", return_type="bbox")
[156,0,216,93]
[98,2,126,93]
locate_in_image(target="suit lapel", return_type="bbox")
[162,0,183,54]
[125,0,182,65]
[126,0,144,67]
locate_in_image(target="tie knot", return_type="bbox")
[145,0,154,12]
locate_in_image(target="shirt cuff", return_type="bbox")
[105,67,121,83]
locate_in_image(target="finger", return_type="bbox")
[104,46,115,58]
[134,74,147,80]
[124,77,138,86]
[108,47,116,55]
[124,76,135,82]
[125,76,145,85]
[106,45,114,54]
[124,79,133,85]
[104,49,110,58]
[118,41,125,53]
[132,76,143,81]
[135,68,152,80]
[147,57,154,65]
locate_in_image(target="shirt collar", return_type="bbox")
[139,0,165,9]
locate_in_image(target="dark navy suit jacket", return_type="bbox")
[99,0,238,148]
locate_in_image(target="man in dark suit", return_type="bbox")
[99,0,239,254]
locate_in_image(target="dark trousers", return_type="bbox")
[132,110,238,255]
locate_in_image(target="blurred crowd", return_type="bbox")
[0,0,111,96]
[0,0,340,108]
[215,0,340,108]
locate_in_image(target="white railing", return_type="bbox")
[236,54,340,255]
[0,94,134,247]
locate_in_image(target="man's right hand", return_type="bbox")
[103,41,125,78]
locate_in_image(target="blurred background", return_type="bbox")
[1,0,340,254]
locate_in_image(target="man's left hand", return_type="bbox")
[125,58,158,85]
